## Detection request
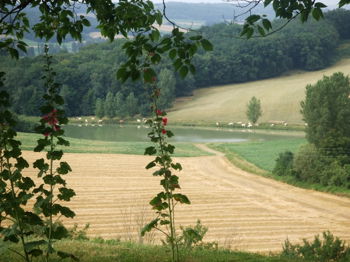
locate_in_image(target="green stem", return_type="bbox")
[152,94,177,262]
[46,135,54,262]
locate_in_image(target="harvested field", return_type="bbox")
[22,149,350,253]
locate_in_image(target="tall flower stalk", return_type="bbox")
[33,45,77,262]
[0,73,40,262]
[142,82,190,262]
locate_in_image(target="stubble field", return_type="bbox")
[22,149,350,253]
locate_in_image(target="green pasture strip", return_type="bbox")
[17,132,211,157]
[208,139,350,197]
[0,239,306,262]
[209,138,306,172]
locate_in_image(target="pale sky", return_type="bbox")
[153,0,339,9]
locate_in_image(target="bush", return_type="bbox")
[282,231,350,262]
[273,151,294,176]
[178,220,217,250]
[320,162,350,188]
[293,144,326,183]
[67,223,90,241]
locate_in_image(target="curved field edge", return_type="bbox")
[207,140,350,197]
[17,132,212,157]
[0,240,306,262]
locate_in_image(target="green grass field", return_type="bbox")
[17,132,211,157]
[209,138,306,172]
[0,239,305,262]
[168,58,350,125]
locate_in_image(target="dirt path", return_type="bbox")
[22,149,350,252]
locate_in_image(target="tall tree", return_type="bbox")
[301,72,350,157]
[246,96,262,124]
[95,98,104,118]
[114,91,126,117]
[104,92,115,118]
[125,92,138,117]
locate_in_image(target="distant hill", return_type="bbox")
[154,2,275,26]
[168,58,350,125]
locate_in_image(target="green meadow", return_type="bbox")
[17,132,211,157]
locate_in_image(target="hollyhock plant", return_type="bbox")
[162,117,168,126]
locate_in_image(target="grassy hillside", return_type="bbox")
[168,58,350,125]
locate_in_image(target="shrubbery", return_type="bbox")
[282,231,350,262]
[273,151,294,177]
[273,73,350,189]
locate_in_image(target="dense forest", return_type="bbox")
[1,8,350,118]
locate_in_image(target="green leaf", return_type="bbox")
[24,212,43,226]
[144,146,157,155]
[52,225,69,240]
[312,7,323,20]
[58,188,76,201]
[179,66,189,78]
[146,161,156,169]
[141,218,159,236]
[28,249,43,257]
[171,163,182,171]
[155,12,163,25]
[264,0,273,7]
[315,2,327,8]
[24,240,46,251]
[82,18,91,27]
[57,161,72,175]
[257,25,266,36]
[47,150,63,160]
[166,130,174,138]
[200,39,213,51]
[59,206,75,218]
[8,48,19,59]
[262,19,272,31]
[173,194,191,204]
[160,220,170,225]
[246,15,261,24]
[339,0,350,7]
[169,49,177,60]
[150,30,160,41]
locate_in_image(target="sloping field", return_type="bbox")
[22,150,350,253]
[169,59,350,125]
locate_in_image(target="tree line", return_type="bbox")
[1,8,349,118]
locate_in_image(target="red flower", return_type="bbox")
[44,132,50,137]
[53,125,60,131]
[152,76,157,82]
[162,117,168,126]
[156,109,162,116]
[42,109,58,126]
[162,129,167,134]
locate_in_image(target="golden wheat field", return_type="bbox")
[22,149,350,253]
[168,59,350,125]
